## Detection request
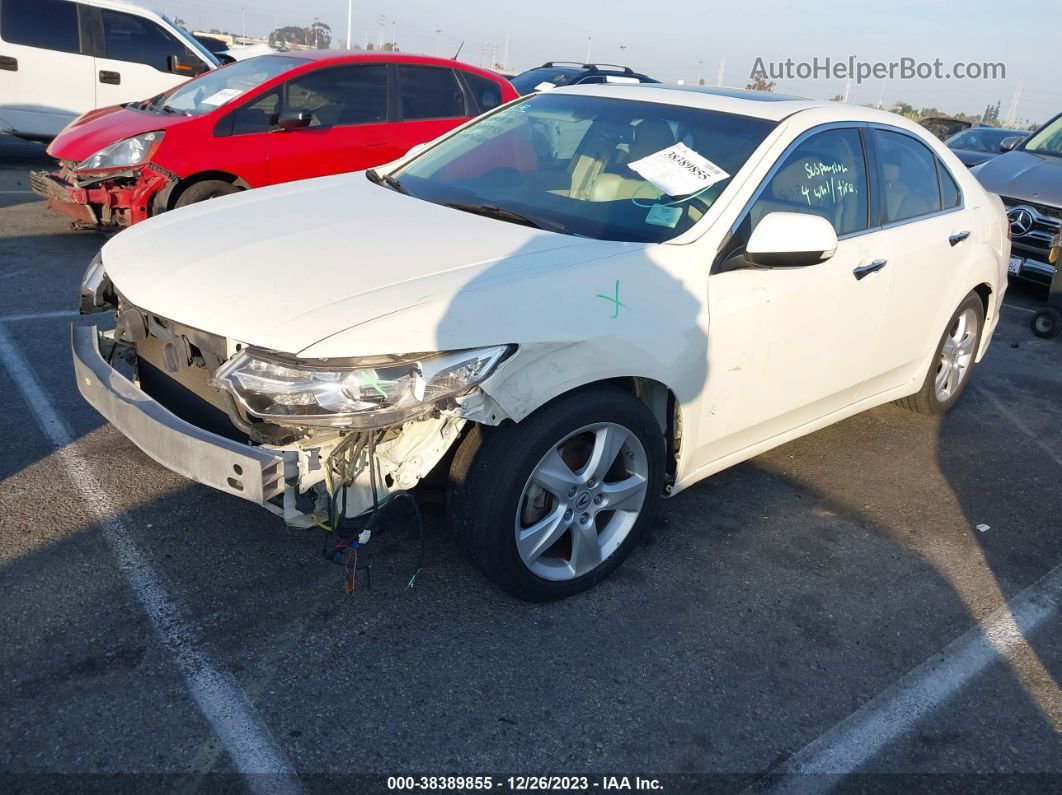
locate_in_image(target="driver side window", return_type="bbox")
[750,128,869,237]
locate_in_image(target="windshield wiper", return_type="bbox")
[366,169,407,194]
[443,202,566,233]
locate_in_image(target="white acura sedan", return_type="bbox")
[75,85,1009,600]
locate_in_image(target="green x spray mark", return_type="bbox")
[596,280,629,319]
[353,371,395,397]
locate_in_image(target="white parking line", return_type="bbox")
[1001,302,1036,315]
[750,562,1062,793]
[0,322,301,795]
[0,309,79,321]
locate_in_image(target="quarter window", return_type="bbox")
[874,129,943,223]
[750,128,869,236]
[464,72,503,112]
[937,160,962,209]
[100,9,193,72]
[0,0,80,54]
[399,65,466,120]
[285,64,388,127]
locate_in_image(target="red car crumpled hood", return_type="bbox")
[46,104,193,163]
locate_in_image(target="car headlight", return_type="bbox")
[79,252,113,314]
[210,345,512,429]
[76,132,165,171]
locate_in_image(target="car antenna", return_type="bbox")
[451,41,464,60]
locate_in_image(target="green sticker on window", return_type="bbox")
[645,204,682,228]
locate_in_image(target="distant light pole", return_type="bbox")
[240,7,245,41]
[313,16,319,48]
[347,0,353,49]
[585,35,592,64]
[435,29,442,57]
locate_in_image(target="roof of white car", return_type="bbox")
[556,83,897,124]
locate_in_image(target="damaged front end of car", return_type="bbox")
[32,133,173,231]
[74,255,512,531]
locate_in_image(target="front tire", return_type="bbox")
[173,179,240,208]
[447,386,665,601]
[895,291,984,415]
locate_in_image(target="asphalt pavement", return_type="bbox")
[0,135,1059,793]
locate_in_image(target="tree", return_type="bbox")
[309,21,331,48]
[745,75,775,92]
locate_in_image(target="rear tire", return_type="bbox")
[895,291,984,415]
[174,179,240,208]
[447,386,665,601]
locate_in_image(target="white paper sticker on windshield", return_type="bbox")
[533,81,557,92]
[627,142,729,197]
[201,87,244,107]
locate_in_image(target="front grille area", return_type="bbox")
[1001,196,1061,261]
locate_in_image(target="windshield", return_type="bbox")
[945,128,1015,153]
[510,68,582,94]
[163,15,220,67]
[1022,114,1062,157]
[152,55,306,116]
[392,93,776,243]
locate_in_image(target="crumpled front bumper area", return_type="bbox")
[31,165,169,229]
[72,323,286,506]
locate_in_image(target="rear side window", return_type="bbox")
[1,0,80,54]
[399,65,466,120]
[874,129,943,223]
[101,9,193,72]
[464,72,503,112]
[937,160,962,209]
[750,128,870,237]
[286,64,388,127]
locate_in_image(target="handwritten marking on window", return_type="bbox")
[800,161,857,206]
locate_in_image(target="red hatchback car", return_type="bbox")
[31,51,517,230]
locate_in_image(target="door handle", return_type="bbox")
[948,230,971,246]
[853,259,888,280]
[0,55,17,71]
[99,70,121,85]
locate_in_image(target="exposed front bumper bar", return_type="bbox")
[32,167,170,228]
[72,324,286,506]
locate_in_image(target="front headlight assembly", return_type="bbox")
[76,131,165,171]
[211,345,512,429]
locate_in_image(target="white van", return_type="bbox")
[0,0,218,140]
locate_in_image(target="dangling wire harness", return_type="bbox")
[317,431,427,594]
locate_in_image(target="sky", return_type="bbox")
[146,0,1059,126]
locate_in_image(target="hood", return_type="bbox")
[951,148,995,168]
[47,105,192,163]
[972,149,1062,207]
[102,172,640,355]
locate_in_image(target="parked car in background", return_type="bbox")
[510,61,658,94]
[919,116,975,141]
[945,126,1025,167]
[75,86,1007,599]
[0,0,217,140]
[972,111,1062,288]
[31,51,517,229]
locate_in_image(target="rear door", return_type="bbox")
[858,126,976,398]
[264,62,395,184]
[89,6,202,108]
[392,63,473,156]
[0,0,94,137]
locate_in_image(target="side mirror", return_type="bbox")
[276,109,313,131]
[168,54,209,77]
[745,212,838,268]
[1000,135,1023,152]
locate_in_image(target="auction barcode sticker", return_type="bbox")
[628,142,730,197]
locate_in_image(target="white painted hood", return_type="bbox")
[102,172,638,355]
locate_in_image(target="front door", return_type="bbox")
[694,126,890,469]
[265,63,399,184]
[91,6,203,109]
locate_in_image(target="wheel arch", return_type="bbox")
[157,170,250,212]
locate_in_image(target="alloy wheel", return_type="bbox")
[934,307,979,402]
